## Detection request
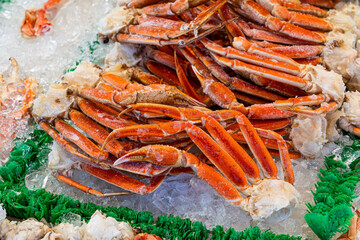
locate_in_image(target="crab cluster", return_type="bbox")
[14,0,360,226]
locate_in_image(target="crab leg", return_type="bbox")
[254,0,333,31]
[231,37,299,66]
[274,95,339,115]
[192,65,294,119]
[248,118,292,130]
[114,161,170,177]
[174,52,203,102]
[200,38,300,75]
[212,53,310,89]
[140,0,190,16]
[300,0,335,9]
[220,5,303,64]
[39,118,169,193]
[84,164,169,194]
[248,75,307,98]
[57,174,130,197]
[233,91,269,105]
[221,4,314,46]
[274,94,328,107]
[146,47,190,73]
[80,84,204,107]
[277,0,327,17]
[295,57,322,65]
[190,45,286,101]
[280,102,339,115]
[69,109,125,157]
[58,163,168,195]
[262,45,323,59]
[54,119,109,161]
[116,21,224,46]
[236,0,327,43]
[145,60,182,86]
[38,120,109,169]
[115,145,246,204]
[231,130,289,150]
[77,98,135,130]
[255,128,294,184]
[128,0,164,8]
[234,114,278,179]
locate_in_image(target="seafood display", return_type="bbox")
[1,0,360,238]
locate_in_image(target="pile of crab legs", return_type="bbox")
[20,0,360,233]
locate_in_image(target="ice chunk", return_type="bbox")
[25,168,50,190]
[60,212,83,227]
[290,115,328,158]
